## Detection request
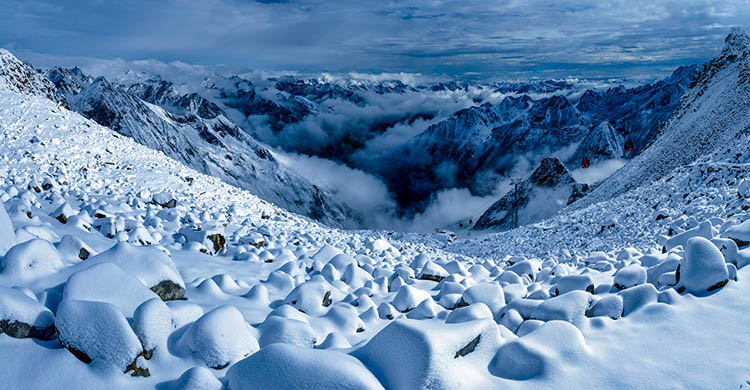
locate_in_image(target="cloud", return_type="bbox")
[2,0,748,79]
[571,159,626,185]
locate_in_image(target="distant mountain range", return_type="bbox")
[0,46,700,229]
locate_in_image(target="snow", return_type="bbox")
[0,203,16,256]
[132,298,174,357]
[679,237,729,295]
[0,238,65,283]
[0,285,54,333]
[227,343,384,390]
[176,305,259,369]
[0,31,749,389]
[55,299,144,371]
[63,262,160,317]
[354,319,502,390]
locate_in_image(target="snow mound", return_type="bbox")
[678,237,729,295]
[227,343,384,390]
[0,286,55,339]
[132,298,174,359]
[87,242,185,300]
[55,299,144,373]
[171,366,222,390]
[176,305,259,369]
[489,320,587,380]
[0,238,64,283]
[0,203,16,256]
[63,262,160,317]
[354,318,501,390]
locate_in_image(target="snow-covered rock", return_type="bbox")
[87,242,185,300]
[678,237,729,295]
[489,321,587,380]
[228,343,384,390]
[0,239,64,283]
[0,203,16,256]
[0,286,56,339]
[355,319,501,390]
[63,262,160,317]
[176,305,259,369]
[132,298,174,359]
[55,300,145,374]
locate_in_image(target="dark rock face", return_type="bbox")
[474,157,587,231]
[150,280,186,301]
[0,319,57,340]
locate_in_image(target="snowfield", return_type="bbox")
[1,29,750,389]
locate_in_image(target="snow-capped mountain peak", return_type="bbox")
[0,49,67,107]
[722,26,750,57]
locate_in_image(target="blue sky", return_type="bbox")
[2,0,748,79]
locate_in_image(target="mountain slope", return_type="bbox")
[576,27,750,208]
[379,67,695,209]
[0,49,67,107]
[43,66,356,228]
[473,157,588,230]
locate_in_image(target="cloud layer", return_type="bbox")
[2,0,747,79]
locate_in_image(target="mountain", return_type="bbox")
[378,66,696,210]
[0,49,67,107]
[575,27,750,208]
[38,67,357,227]
[473,157,588,230]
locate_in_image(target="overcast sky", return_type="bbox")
[2,0,748,79]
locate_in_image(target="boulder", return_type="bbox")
[87,242,185,300]
[489,321,587,380]
[63,262,160,317]
[171,367,223,390]
[723,220,750,248]
[678,237,729,295]
[354,319,501,390]
[551,274,594,296]
[132,298,174,359]
[177,305,259,369]
[0,286,56,340]
[613,264,647,290]
[258,315,317,348]
[0,238,64,282]
[530,290,593,327]
[55,300,146,375]
[0,203,16,256]
[228,343,384,390]
[586,295,623,320]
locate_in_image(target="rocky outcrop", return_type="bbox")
[474,157,588,230]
